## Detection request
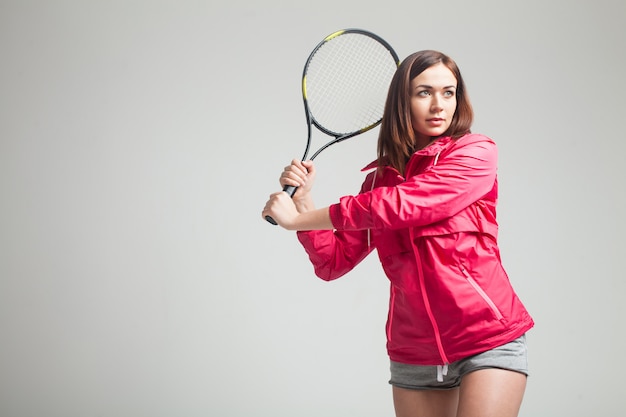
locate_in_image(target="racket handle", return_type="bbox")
[283,185,297,197]
[265,185,298,225]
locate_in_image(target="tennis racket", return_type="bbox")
[265,28,400,225]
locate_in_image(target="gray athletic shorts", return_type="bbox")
[389,334,528,390]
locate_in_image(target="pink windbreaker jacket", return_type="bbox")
[297,133,534,365]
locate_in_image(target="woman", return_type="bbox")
[262,50,534,417]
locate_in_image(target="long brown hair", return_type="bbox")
[377,50,473,175]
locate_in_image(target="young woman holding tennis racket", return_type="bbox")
[263,50,534,417]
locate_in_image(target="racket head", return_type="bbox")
[301,29,400,159]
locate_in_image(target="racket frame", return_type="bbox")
[265,28,399,225]
[300,28,400,161]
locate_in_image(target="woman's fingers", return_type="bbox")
[262,191,298,228]
[279,159,310,188]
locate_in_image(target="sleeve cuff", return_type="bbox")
[328,203,343,230]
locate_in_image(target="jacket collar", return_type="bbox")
[361,136,454,171]
[415,136,454,156]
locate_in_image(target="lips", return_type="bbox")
[427,118,445,126]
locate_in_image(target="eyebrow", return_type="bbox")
[414,84,457,90]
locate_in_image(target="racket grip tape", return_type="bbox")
[265,185,297,225]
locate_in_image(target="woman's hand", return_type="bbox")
[262,192,332,231]
[279,159,316,197]
[279,159,316,214]
[263,159,332,230]
[262,190,301,230]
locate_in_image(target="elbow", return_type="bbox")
[314,267,348,282]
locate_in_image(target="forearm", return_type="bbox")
[286,206,333,231]
[292,192,316,214]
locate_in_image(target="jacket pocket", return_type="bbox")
[460,266,504,321]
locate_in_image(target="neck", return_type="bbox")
[413,135,435,151]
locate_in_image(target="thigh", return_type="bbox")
[392,385,459,417]
[457,368,527,417]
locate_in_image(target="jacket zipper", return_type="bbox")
[387,286,395,341]
[460,267,504,320]
[390,148,449,365]
[409,228,449,365]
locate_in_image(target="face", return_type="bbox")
[409,62,458,146]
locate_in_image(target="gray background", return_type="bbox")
[1,0,624,416]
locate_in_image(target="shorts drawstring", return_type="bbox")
[436,364,449,382]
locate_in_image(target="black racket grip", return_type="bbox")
[265,185,297,225]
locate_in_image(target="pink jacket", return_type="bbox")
[297,133,534,365]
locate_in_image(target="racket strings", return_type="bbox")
[305,33,397,135]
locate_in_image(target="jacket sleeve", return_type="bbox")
[296,229,373,281]
[295,170,377,281]
[329,135,498,230]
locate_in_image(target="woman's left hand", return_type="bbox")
[262,190,300,229]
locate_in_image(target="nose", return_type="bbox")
[430,94,443,113]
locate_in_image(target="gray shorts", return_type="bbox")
[389,334,528,390]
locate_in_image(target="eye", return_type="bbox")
[443,90,456,97]
[417,90,430,97]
